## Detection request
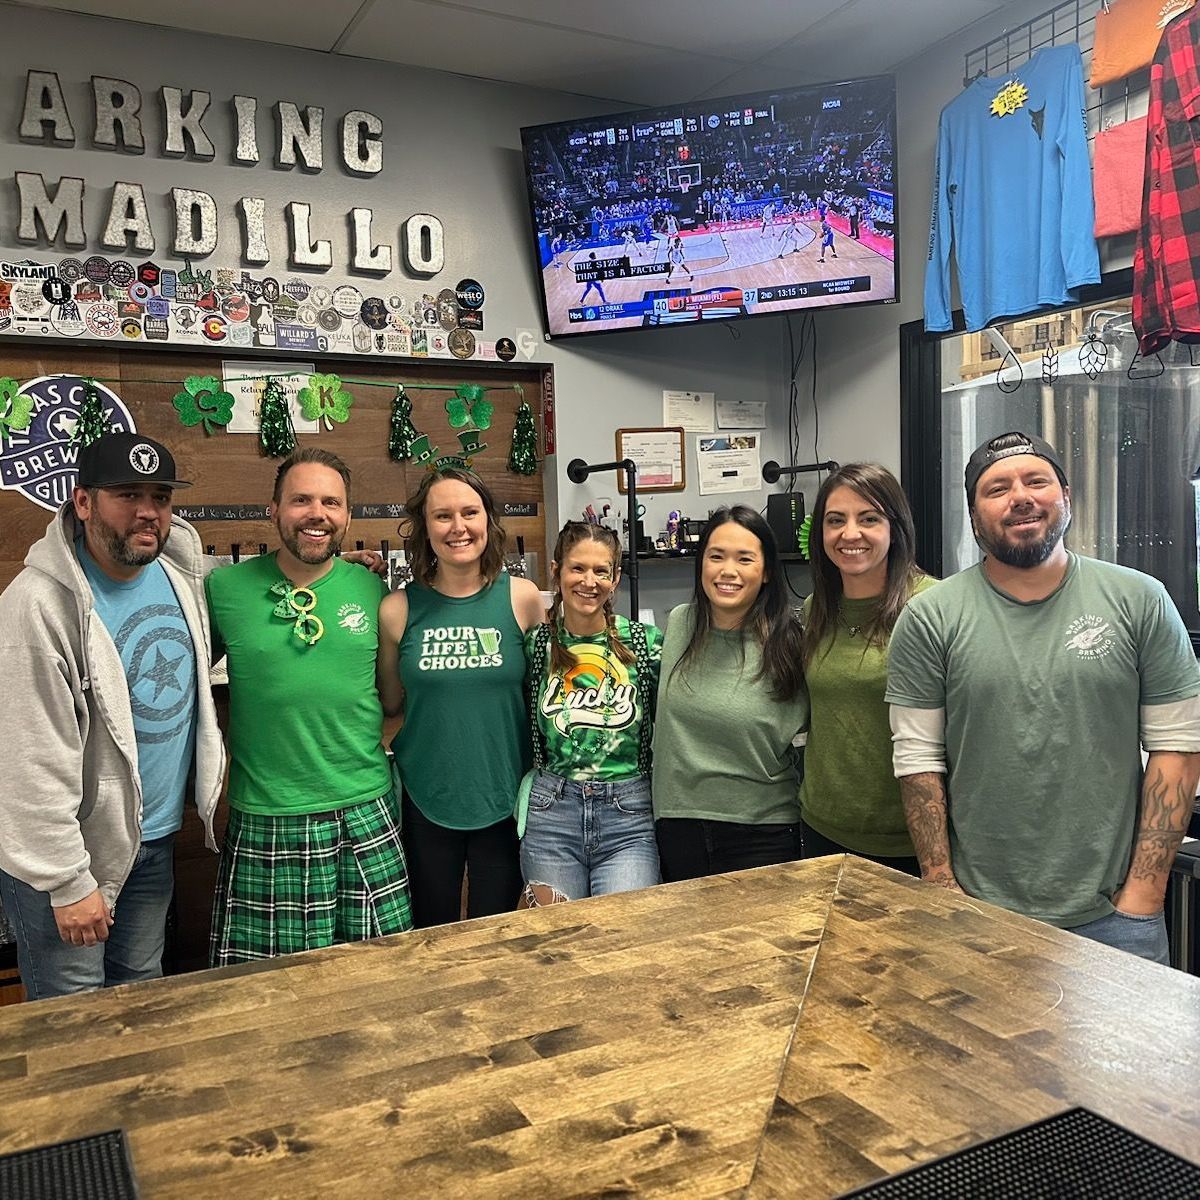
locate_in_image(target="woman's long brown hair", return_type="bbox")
[803,462,925,669]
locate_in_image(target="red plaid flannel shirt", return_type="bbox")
[1134,6,1200,354]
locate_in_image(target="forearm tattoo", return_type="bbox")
[900,772,952,875]
[1127,764,1190,885]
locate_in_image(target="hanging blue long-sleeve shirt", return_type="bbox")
[924,45,1100,333]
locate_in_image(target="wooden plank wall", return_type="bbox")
[0,344,549,591]
[0,342,550,984]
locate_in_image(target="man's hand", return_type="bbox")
[53,890,114,946]
[342,548,388,577]
[922,866,965,894]
[1111,881,1164,917]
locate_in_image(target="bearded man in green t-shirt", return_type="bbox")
[206,448,412,965]
[886,431,1200,965]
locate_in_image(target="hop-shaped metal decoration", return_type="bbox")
[1079,331,1107,381]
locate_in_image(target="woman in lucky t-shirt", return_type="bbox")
[799,463,935,873]
[520,522,663,906]
[378,468,543,927]
[653,506,808,881]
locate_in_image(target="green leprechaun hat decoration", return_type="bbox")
[410,433,440,469]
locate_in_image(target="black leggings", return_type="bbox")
[401,793,521,928]
[799,819,921,877]
[655,817,801,883]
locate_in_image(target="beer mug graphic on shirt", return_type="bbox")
[477,627,502,656]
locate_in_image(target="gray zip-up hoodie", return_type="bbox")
[0,502,224,908]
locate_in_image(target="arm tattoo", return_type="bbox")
[1127,762,1190,886]
[900,771,952,875]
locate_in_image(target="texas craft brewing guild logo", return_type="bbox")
[0,376,135,511]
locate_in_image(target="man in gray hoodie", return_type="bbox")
[0,432,224,999]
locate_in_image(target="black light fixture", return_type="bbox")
[761,459,840,484]
[565,457,641,615]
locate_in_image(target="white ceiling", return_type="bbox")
[15,0,1016,105]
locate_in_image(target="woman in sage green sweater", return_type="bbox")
[799,462,935,874]
[652,506,808,881]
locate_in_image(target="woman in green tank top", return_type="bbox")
[377,468,544,927]
[799,463,934,872]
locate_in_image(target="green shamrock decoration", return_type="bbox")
[0,377,32,446]
[172,375,235,435]
[445,396,470,428]
[452,384,493,431]
[298,373,354,431]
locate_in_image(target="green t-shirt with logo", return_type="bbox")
[799,574,938,857]
[205,554,391,816]
[527,616,663,782]
[886,554,1200,927]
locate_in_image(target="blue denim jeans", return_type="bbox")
[0,834,176,1000]
[1072,908,1170,967]
[520,771,660,900]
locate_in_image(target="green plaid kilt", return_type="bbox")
[210,792,413,967]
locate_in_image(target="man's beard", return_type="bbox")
[279,524,344,565]
[93,516,166,567]
[976,502,1070,568]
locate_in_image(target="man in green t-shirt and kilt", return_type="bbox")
[206,448,412,965]
[887,431,1200,965]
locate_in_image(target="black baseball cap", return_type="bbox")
[76,432,192,490]
[964,431,1067,507]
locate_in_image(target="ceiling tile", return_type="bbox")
[425,0,851,62]
[17,0,364,50]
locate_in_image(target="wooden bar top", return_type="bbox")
[1,857,1198,1197]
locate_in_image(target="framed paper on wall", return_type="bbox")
[615,427,686,493]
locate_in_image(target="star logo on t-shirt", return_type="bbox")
[137,645,186,700]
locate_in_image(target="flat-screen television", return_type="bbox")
[520,75,897,339]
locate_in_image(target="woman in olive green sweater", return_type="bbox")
[652,506,808,881]
[799,463,935,873]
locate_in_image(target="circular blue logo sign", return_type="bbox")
[0,376,135,511]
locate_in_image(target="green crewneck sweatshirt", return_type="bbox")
[652,603,808,825]
[799,577,937,856]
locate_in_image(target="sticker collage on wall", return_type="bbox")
[0,256,522,363]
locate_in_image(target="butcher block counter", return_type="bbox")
[1,857,1198,1198]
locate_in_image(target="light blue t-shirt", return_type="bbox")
[924,44,1100,333]
[79,541,197,840]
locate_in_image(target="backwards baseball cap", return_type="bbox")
[964,431,1067,507]
[76,432,192,490]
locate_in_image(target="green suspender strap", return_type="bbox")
[516,622,553,837]
[627,619,654,777]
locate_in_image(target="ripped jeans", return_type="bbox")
[519,771,660,901]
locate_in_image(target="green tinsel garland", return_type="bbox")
[73,379,109,448]
[258,377,296,458]
[507,401,537,476]
[388,386,420,462]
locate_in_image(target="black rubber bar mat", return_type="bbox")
[838,1107,1200,1199]
[0,1128,138,1199]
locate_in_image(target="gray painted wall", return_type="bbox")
[2,3,800,623]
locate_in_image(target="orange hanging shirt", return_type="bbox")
[1090,0,1195,88]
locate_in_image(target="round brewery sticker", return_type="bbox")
[0,376,135,511]
[495,337,517,362]
[41,276,71,306]
[284,278,311,302]
[58,258,84,285]
[108,260,135,287]
[360,297,388,330]
[456,278,485,310]
[50,301,85,337]
[83,256,111,284]
[331,284,364,318]
[85,302,120,338]
[317,307,342,332]
[448,327,475,359]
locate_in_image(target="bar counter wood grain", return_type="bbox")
[1,857,1197,1198]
